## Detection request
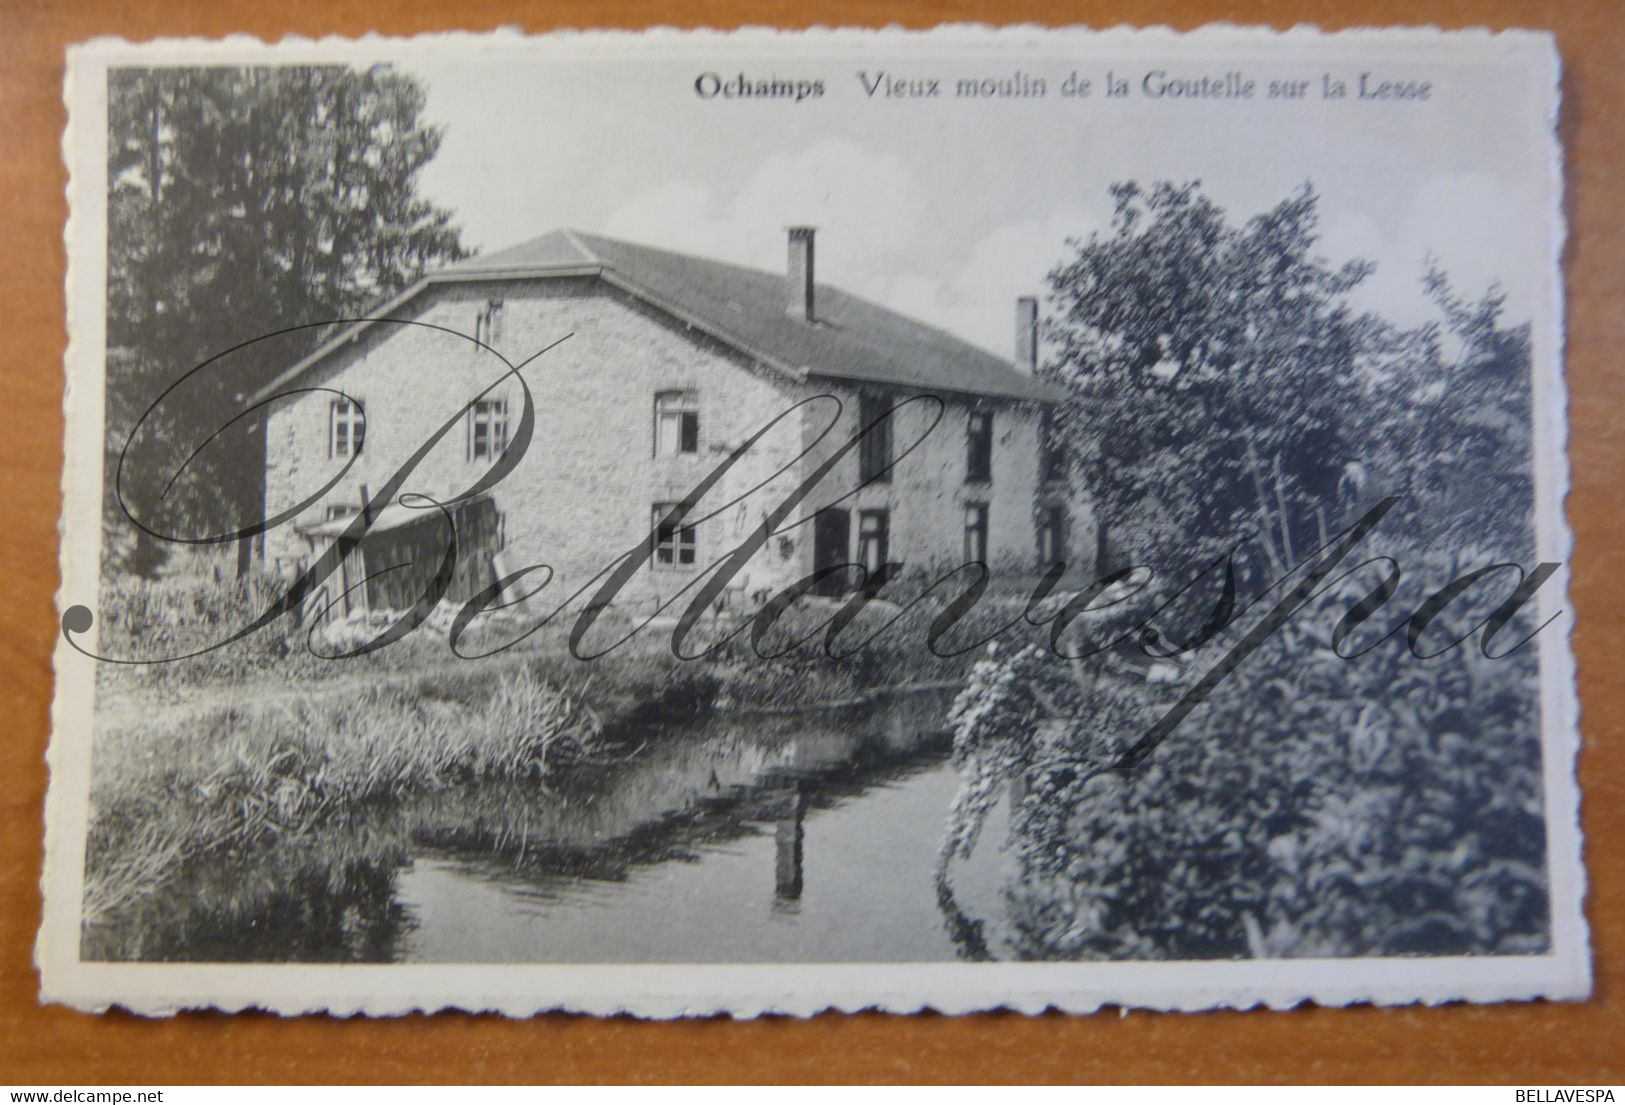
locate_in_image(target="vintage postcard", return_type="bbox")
[41,25,1586,1017]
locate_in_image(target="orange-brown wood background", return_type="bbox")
[0,0,1619,1084]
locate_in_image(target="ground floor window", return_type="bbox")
[1038,504,1066,567]
[652,502,697,568]
[857,509,889,579]
[964,503,989,565]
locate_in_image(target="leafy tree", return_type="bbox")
[1045,181,1373,578]
[1359,265,1536,557]
[105,65,469,575]
[944,585,1547,961]
[935,180,1550,960]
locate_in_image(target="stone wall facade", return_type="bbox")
[263,275,1082,618]
[792,380,1057,581]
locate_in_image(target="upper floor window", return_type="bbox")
[966,411,993,483]
[654,390,700,456]
[330,398,364,458]
[652,502,697,568]
[474,299,505,349]
[1038,504,1066,567]
[859,394,893,483]
[469,398,509,461]
[1040,408,1068,484]
[964,503,990,565]
[325,503,359,522]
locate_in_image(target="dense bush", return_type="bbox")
[704,584,1055,708]
[942,544,1550,960]
[94,568,562,698]
[94,570,295,684]
[944,179,1554,960]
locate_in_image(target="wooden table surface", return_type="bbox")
[0,0,1619,1084]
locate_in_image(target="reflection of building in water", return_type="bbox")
[773,784,806,903]
[745,779,806,910]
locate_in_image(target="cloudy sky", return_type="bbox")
[406,40,1551,358]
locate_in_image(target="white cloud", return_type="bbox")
[416,58,1545,356]
[1398,173,1533,318]
[603,139,921,276]
[865,207,1105,356]
[1323,173,1534,328]
[605,141,1105,357]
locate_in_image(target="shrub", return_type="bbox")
[942,550,1550,960]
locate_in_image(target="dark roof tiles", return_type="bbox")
[259,229,1062,405]
[444,229,1061,403]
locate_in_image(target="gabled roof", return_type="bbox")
[257,229,1061,404]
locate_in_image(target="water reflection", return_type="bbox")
[773,785,805,906]
[86,687,1015,964]
[393,689,1012,963]
[82,813,419,963]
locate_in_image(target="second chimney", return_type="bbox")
[787,226,816,322]
[1015,296,1039,374]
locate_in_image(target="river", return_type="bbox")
[392,687,1014,963]
[88,686,1020,963]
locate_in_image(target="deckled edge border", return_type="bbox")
[37,22,1589,1020]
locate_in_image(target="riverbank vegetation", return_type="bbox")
[82,562,1029,952]
[83,653,960,962]
[941,180,1551,959]
[84,664,602,932]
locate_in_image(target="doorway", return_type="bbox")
[812,508,851,597]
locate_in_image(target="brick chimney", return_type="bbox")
[787,227,816,321]
[1015,295,1039,374]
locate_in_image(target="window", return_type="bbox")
[325,504,359,522]
[1038,505,1066,567]
[654,390,700,456]
[469,399,509,461]
[858,510,889,579]
[1040,408,1068,484]
[966,411,993,483]
[330,398,365,457]
[474,299,505,349]
[652,502,697,568]
[858,394,893,483]
[964,503,989,565]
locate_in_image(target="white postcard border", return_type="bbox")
[39,23,1588,1018]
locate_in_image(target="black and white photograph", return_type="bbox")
[40,26,1585,1016]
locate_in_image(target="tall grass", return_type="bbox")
[93,570,550,702]
[84,665,602,928]
[86,568,1003,938]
